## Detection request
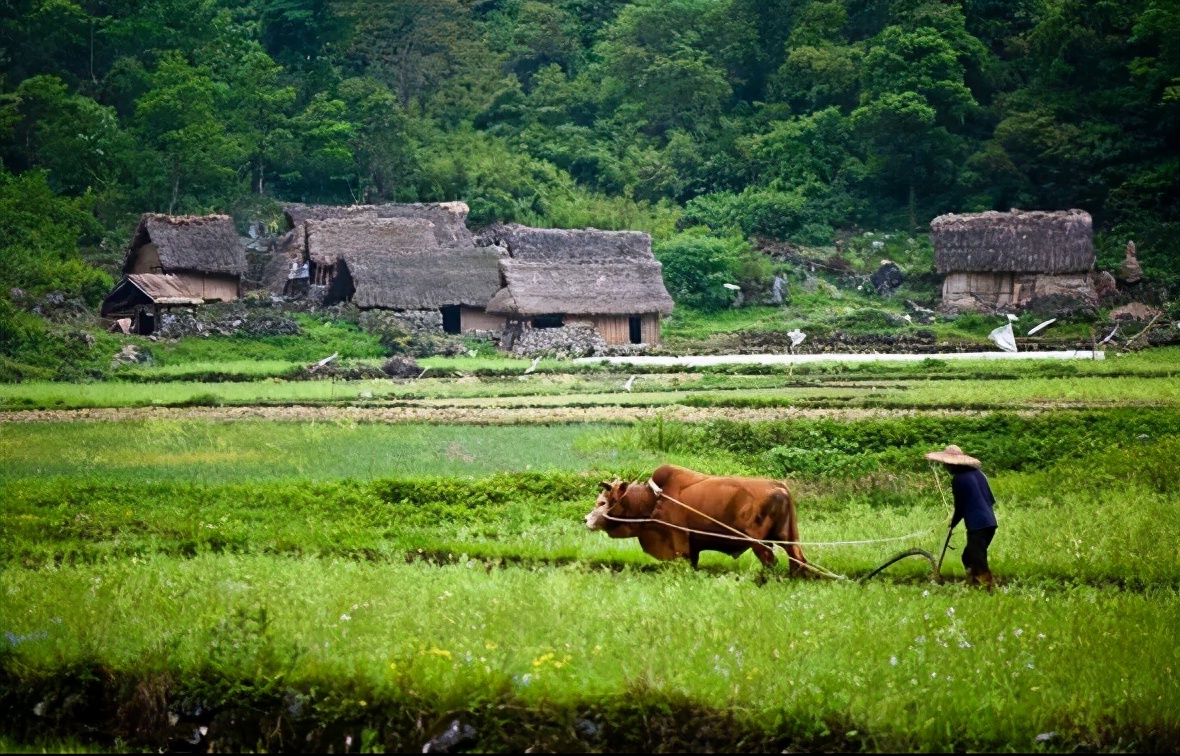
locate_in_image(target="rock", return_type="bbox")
[421,715,477,753]
[1025,274,1098,317]
[9,288,24,301]
[382,356,422,378]
[870,261,905,296]
[111,344,152,368]
[769,276,785,305]
[1093,270,1118,300]
[1119,240,1142,284]
[1109,302,1162,322]
[904,300,937,324]
[507,322,609,359]
[1034,731,1057,744]
[155,303,301,340]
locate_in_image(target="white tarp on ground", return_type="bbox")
[988,323,1019,352]
[574,350,1103,368]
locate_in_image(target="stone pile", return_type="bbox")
[508,322,609,359]
[381,356,422,378]
[155,304,301,339]
[111,343,151,368]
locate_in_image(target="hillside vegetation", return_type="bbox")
[1,0,1177,300]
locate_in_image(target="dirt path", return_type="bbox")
[0,404,998,425]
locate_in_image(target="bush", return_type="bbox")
[682,187,839,245]
[0,168,111,304]
[763,445,877,478]
[0,298,115,381]
[654,231,772,311]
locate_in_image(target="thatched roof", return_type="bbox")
[487,260,674,316]
[481,225,674,317]
[479,224,654,263]
[931,209,1093,274]
[284,201,473,246]
[283,203,376,227]
[124,214,247,275]
[305,217,441,266]
[335,249,503,309]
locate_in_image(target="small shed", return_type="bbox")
[931,209,1097,314]
[120,214,247,302]
[482,225,675,345]
[100,273,204,334]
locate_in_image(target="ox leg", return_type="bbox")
[638,528,691,563]
[753,542,777,569]
[781,500,809,578]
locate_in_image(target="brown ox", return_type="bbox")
[584,464,808,574]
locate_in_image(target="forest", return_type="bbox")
[1,0,1178,307]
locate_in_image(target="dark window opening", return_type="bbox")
[629,316,642,344]
[531,315,563,329]
[441,305,462,334]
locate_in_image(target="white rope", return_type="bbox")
[601,514,932,548]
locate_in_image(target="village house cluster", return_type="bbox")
[103,203,1115,343]
[102,202,675,346]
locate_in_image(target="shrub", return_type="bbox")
[655,231,772,311]
[763,445,877,478]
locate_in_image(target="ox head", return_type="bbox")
[585,478,654,532]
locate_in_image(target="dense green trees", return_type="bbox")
[0,0,1176,286]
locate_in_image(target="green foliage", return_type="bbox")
[0,169,110,302]
[0,0,1176,314]
[763,443,877,478]
[654,232,771,311]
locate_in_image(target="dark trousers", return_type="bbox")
[962,526,996,582]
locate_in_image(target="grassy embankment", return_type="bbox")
[2,409,1178,750]
[2,348,1178,411]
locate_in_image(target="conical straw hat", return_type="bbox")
[924,444,981,468]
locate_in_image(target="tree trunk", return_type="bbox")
[169,173,180,215]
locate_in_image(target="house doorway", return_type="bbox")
[136,310,156,336]
[531,315,563,329]
[441,305,461,334]
[629,316,642,344]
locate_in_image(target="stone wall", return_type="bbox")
[505,322,608,358]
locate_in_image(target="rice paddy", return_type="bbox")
[1,356,1178,751]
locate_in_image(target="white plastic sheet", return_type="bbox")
[988,323,1018,352]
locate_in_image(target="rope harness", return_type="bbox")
[599,480,943,582]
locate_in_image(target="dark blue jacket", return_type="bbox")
[950,468,997,531]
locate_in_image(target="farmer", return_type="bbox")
[925,445,997,586]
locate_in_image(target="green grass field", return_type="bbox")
[1,403,1178,751]
[4,347,1178,412]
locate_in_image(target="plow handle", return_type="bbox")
[935,525,954,580]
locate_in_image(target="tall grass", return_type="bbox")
[2,556,1176,750]
[2,406,1177,750]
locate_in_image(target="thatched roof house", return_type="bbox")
[122,214,246,280]
[328,248,502,311]
[104,214,247,334]
[306,217,440,268]
[283,201,473,247]
[930,209,1097,314]
[482,225,674,345]
[280,202,505,334]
